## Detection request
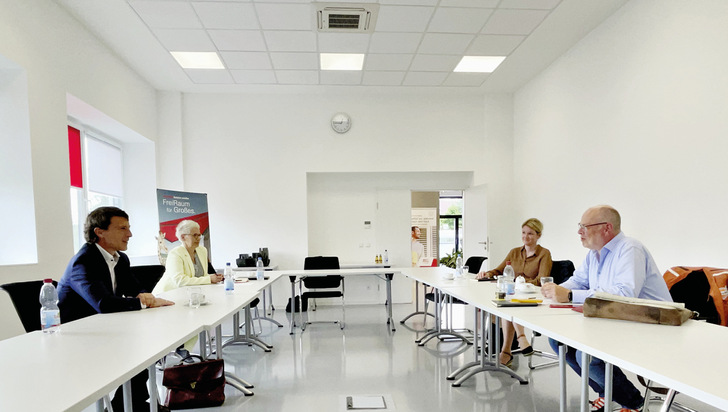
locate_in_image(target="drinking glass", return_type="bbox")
[462,266,469,276]
[188,287,202,309]
[540,277,554,287]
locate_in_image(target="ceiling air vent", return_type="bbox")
[315,3,379,33]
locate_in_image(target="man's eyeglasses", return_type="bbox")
[184,233,203,238]
[577,222,608,231]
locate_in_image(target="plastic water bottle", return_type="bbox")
[256,257,265,281]
[383,250,389,264]
[224,262,234,294]
[39,278,60,333]
[455,255,463,276]
[503,261,516,295]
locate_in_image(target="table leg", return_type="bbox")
[386,273,395,331]
[580,351,591,412]
[122,380,132,412]
[605,362,613,412]
[289,275,297,334]
[559,343,567,412]
[148,364,158,412]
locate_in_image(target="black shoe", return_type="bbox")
[520,345,534,356]
[175,347,190,359]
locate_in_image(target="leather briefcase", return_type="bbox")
[162,355,225,409]
[583,293,695,326]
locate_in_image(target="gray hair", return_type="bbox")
[175,220,200,241]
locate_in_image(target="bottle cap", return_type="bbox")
[506,261,511,265]
[43,278,53,283]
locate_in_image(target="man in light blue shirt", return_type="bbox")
[542,205,671,412]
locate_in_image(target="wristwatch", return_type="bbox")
[567,291,573,302]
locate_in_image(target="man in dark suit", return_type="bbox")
[58,206,173,411]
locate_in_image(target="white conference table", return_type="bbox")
[274,267,397,334]
[0,304,202,412]
[399,266,728,412]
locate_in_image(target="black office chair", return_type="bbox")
[0,280,56,333]
[528,260,575,370]
[464,256,487,274]
[129,265,166,293]
[301,256,344,330]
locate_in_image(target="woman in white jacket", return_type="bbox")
[153,220,223,295]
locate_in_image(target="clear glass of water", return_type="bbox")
[540,277,554,287]
[188,287,202,309]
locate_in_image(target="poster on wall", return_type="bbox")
[411,208,438,266]
[156,189,211,265]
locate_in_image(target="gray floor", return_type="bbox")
[86,302,722,411]
[175,303,720,412]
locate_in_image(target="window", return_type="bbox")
[68,124,124,250]
[439,193,463,260]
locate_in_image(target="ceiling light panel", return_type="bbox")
[427,7,493,34]
[129,1,201,29]
[375,6,434,32]
[170,51,225,69]
[481,9,549,35]
[454,56,505,73]
[418,33,475,55]
[320,53,365,71]
[191,2,259,29]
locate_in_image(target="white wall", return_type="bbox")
[0,0,158,281]
[166,93,514,305]
[513,0,728,270]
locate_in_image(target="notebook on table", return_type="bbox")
[491,300,539,307]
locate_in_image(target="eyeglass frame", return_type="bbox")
[577,222,608,231]
[183,233,203,238]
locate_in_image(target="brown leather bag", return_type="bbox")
[583,293,695,326]
[162,355,225,410]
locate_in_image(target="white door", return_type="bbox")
[463,184,489,270]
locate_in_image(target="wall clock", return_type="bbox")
[331,113,351,134]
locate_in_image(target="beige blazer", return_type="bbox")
[152,245,212,294]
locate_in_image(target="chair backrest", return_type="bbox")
[664,267,725,325]
[303,256,341,288]
[0,280,53,334]
[130,265,166,293]
[464,256,487,274]
[0,289,27,341]
[550,260,575,284]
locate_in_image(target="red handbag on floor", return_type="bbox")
[162,355,225,410]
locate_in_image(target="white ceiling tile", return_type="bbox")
[230,70,277,84]
[320,71,363,85]
[362,71,406,85]
[379,0,438,5]
[153,29,215,51]
[208,30,266,51]
[409,54,461,72]
[427,7,493,34]
[439,0,499,6]
[418,33,474,55]
[220,51,272,69]
[369,33,422,54]
[275,70,319,85]
[184,69,234,84]
[499,0,561,10]
[402,71,448,86]
[481,9,549,35]
[256,3,312,31]
[318,33,371,53]
[365,54,413,71]
[467,34,525,55]
[376,6,434,32]
[264,31,316,52]
[191,2,259,29]
[443,72,488,86]
[129,1,201,29]
[270,52,319,70]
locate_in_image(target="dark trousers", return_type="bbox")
[111,368,151,411]
[548,338,643,409]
